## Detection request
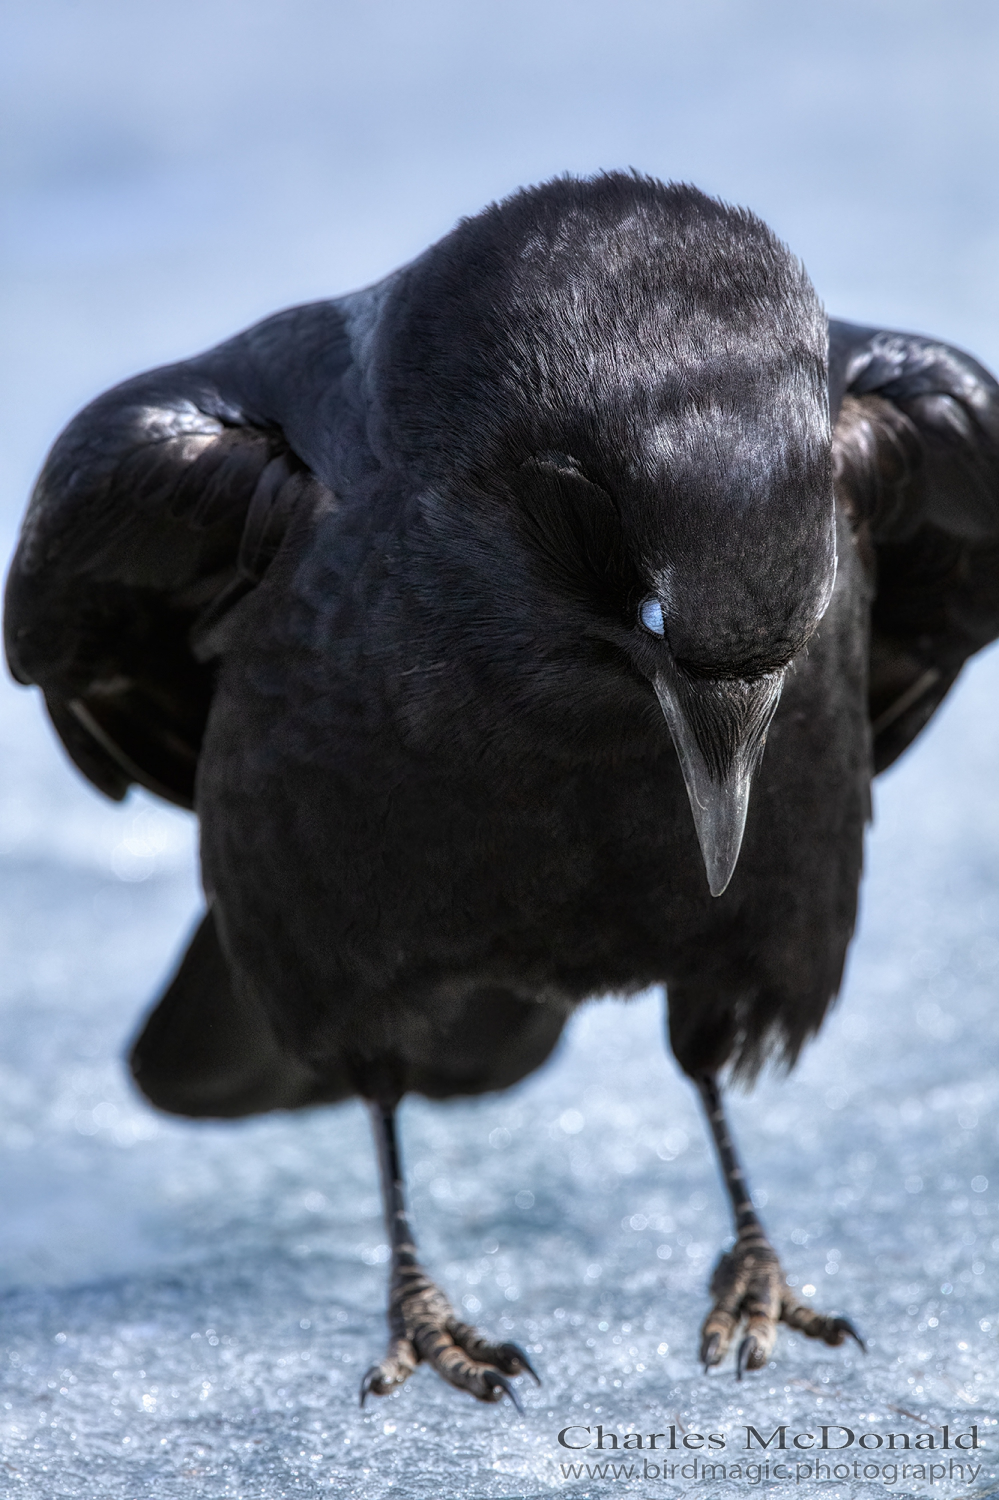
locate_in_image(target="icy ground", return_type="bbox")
[0,633,997,1500]
[3,0,999,1490]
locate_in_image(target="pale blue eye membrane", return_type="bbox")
[639,596,665,636]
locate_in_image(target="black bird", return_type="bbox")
[6,173,999,1402]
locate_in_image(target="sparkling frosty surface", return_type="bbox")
[3,4,999,1495]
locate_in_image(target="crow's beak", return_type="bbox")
[654,666,785,897]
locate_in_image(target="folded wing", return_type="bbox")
[4,302,353,808]
[830,319,999,772]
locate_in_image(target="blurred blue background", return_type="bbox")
[2,3,999,1496]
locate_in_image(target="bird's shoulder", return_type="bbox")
[3,283,396,806]
[830,318,999,770]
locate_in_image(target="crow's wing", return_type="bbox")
[830,319,999,772]
[4,300,357,808]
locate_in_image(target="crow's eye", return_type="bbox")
[639,596,665,636]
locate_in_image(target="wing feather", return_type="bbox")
[4,303,355,807]
[830,319,999,771]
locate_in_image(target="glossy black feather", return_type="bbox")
[830,320,999,770]
[6,174,999,1114]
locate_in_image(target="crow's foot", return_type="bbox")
[360,1258,538,1408]
[700,1228,864,1377]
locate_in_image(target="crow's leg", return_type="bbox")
[695,1073,863,1376]
[359,1101,538,1408]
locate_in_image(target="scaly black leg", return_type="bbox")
[359,1101,538,1407]
[695,1073,864,1376]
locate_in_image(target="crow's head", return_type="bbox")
[380,173,835,894]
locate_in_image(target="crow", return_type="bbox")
[6,173,999,1404]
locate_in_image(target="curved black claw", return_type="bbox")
[483,1369,525,1414]
[359,1367,379,1408]
[833,1316,866,1353]
[702,1332,722,1370]
[502,1342,541,1385]
[736,1335,759,1381]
